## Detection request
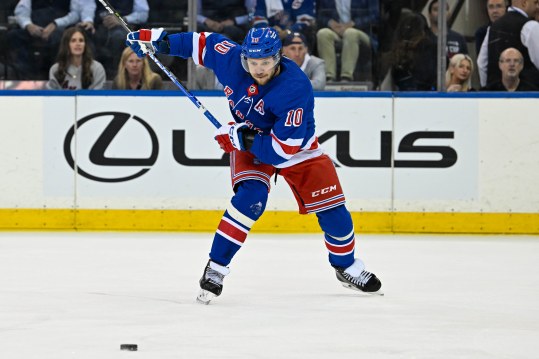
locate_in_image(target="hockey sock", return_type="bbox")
[209,180,268,266]
[316,205,355,268]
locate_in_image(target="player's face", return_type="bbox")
[487,0,506,22]
[69,31,85,57]
[246,56,278,85]
[283,42,307,67]
[125,53,143,77]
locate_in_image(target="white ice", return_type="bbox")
[1,232,538,359]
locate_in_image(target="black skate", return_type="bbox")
[196,260,230,304]
[334,259,382,294]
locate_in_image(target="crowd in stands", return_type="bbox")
[0,0,538,91]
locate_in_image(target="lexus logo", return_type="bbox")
[64,112,158,182]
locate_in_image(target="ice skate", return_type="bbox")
[196,260,230,304]
[334,259,383,295]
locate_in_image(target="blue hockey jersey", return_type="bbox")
[167,31,323,168]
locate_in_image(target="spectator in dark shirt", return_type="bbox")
[251,0,316,45]
[477,0,539,87]
[387,11,437,91]
[197,0,250,43]
[474,0,507,54]
[482,47,538,91]
[8,0,78,79]
[427,0,468,58]
[93,0,149,78]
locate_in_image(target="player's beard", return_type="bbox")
[252,65,280,86]
[253,74,270,86]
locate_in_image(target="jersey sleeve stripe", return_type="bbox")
[304,135,319,150]
[192,32,210,66]
[270,133,302,157]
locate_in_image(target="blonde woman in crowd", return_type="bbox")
[47,27,106,90]
[112,47,163,90]
[445,53,474,92]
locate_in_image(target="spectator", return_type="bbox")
[445,53,474,92]
[482,47,538,91]
[282,31,326,90]
[378,0,406,54]
[384,12,436,91]
[146,0,188,25]
[77,0,97,36]
[197,0,251,43]
[251,0,316,46]
[94,0,149,78]
[427,0,468,58]
[474,0,507,55]
[193,65,224,90]
[112,47,163,89]
[377,1,419,84]
[478,0,539,87]
[7,0,79,79]
[46,26,106,90]
[316,0,380,82]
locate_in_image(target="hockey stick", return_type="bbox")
[97,0,222,129]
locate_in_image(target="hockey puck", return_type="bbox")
[120,344,138,351]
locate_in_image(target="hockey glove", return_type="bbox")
[214,122,257,153]
[126,28,170,58]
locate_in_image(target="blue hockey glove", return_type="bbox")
[214,122,257,153]
[126,28,169,58]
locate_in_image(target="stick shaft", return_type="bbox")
[97,0,222,129]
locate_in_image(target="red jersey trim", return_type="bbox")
[198,32,206,66]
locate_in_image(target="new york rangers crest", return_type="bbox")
[248,84,259,96]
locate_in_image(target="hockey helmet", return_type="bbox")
[241,27,282,72]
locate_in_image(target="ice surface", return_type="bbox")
[1,232,538,358]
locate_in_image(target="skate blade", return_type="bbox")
[341,283,384,296]
[196,289,216,305]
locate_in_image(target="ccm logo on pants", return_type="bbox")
[312,185,337,197]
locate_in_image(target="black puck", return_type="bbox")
[120,344,138,351]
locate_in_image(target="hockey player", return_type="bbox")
[126,27,382,303]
